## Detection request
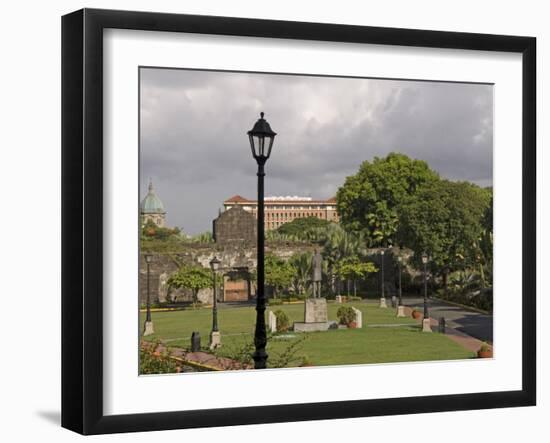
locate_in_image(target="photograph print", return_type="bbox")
[138,67,494,374]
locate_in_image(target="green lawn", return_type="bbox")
[141,301,475,368]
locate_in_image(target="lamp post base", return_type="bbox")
[143,321,154,336]
[379,297,387,308]
[396,305,406,317]
[422,318,432,333]
[209,331,221,350]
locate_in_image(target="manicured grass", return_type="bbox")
[140,301,474,368]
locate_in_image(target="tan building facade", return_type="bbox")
[223,195,339,231]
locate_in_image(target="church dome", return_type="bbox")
[141,180,166,214]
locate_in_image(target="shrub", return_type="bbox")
[139,343,178,374]
[268,299,283,306]
[479,342,491,353]
[274,310,290,332]
[348,296,362,302]
[336,306,356,326]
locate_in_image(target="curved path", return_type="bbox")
[403,297,493,343]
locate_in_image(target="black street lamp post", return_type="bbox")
[248,112,277,369]
[421,252,431,332]
[210,256,221,332]
[209,256,221,349]
[143,254,154,336]
[379,249,387,308]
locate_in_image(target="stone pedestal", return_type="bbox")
[143,321,154,336]
[396,305,406,317]
[268,310,277,333]
[209,331,221,349]
[304,298,328,323]
[351,307,362,328]
[422,318,432,333]
[379,297,387,308]
[293,298,330,332]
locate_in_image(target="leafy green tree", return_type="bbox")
[167,264,213,306]
[336,152,439,246]
[277,217,331,237]
[334,258,377,296]
[142,219,181,240]
[265,254,296,298]
[321,225,366,295]
[476,190,493,287]
[397,179,490,292]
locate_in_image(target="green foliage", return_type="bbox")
[289,252,312,295]
[139,343,178,374]
[268,334,309,368]
[398,179,490,275]
[265,254,296,298]
[337,152,439,246]
[189,231,214,243]
[335,258,377,281]
[277,217,331,237]
[142,219,181,240]
[274,309,290,332]
[167,264,213,304]
[336,306,356,326]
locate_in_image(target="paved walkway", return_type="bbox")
[402,297,493,343]
[397,306,488,353]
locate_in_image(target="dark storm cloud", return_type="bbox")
[140,68,493,235]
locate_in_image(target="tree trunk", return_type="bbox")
[443,269,448,298]
[354,280,357,297]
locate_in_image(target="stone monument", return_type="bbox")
[351,307,363,328]
[268,310,277,333]
[158,272,168,303]
[209,331,221,350]
[293,298,336,332]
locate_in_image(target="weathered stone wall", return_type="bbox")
[213,207,256,246]
[139,242,316,304]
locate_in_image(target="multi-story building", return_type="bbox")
[223,195,339,231]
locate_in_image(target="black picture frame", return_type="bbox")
[61,8,536,435]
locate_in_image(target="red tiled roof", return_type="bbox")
[224,195,251,203]
[224,196,337,205]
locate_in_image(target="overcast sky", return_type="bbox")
[140,68,493,235]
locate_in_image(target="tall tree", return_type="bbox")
[334,258,378,297]
[289,252,313,296]
[397,179,490,292]
[167,264,214,306]
[265,254,296,298]
[336,152,439,246]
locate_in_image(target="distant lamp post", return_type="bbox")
[379,249,387,308]
[143,254,154,336]
[209,256,222,349]
[248,112,277,369]
[396,255,406,317]
[421,252,432,332]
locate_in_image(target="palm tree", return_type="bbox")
[289,252,313,296]
[321,226,365,295]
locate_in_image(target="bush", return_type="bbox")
[336,306,356,326]
[139,343,178,374]
[268,299,283,306]
[274,310,290,332]
[348,296,362,302]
